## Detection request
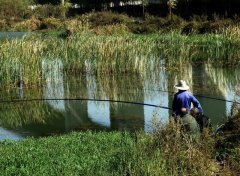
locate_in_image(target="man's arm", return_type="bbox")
[191,95,203,113]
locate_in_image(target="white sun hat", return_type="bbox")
[174,80,189,90]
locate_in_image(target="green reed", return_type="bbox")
[0,32,240,86]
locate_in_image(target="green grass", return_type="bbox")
[0,119,227,176]
[0,132,132,175]
[2,111,240,175]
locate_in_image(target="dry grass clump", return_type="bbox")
[221,25,240,37]
[64,19,89,33]
[32,4,62,19]
[0,19,8,31]
[92,24,130,35]
[142,118,220,175]
[12,17,41,31]
[40,17,63,30]
[87,11,132,27]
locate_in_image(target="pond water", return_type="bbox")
[0,32,29,40]
[0,61,239,141]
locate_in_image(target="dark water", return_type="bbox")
[0,61,239,141]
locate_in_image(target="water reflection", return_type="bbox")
[144,65,169,132]
[0,32,28,40]
[199,64,240,122]
[0,127,23,141]
[0,62,240,140]
[86,74,110,127]
[42,59,65,111]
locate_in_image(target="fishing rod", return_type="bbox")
[3,87,240,107]
[1,84,240,107]
[0,97,172,110]
[0,95,232,133]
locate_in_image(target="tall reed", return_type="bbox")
[0,32,240,87]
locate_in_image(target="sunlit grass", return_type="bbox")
[0,119,226,176]
[1,110,239,175]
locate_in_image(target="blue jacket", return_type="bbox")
[172,90,203,116]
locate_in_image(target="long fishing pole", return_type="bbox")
[1,85,239,108]
[0,97,172,110]
[0,95,232,132]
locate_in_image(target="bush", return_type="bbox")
[64,18,90,33]
[127,15,164,34]
[88,11,132,27]
[92,24,130,35]
[40,17,63,30]
[0,0,33,19]
[0,19,8,31]
[127,22,159,34]
[160,15,186,32]
[215,112,240,175]
[11,17,41,31]
[182,21,201,35]
[127,14,186,34]
[32,4,63,19]
[150,119,218,175]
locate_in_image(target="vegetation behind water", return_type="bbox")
[1,30,240,87]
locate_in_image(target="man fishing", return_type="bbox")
[172,80,203,121]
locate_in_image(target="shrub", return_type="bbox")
[92,24,130,35]
[150,119,219,175]
[190,14,208,22]
[182,21,201,35]
[11,17,41,31]
[64,18,90,33]
[40,17,63,30]
[222,26,240,37]
[0,0,34,19]
[127,14,186,34]
[32,4,62,19]
[127,21,159,34]
[87,11,132,27]
[215,112,240,175]
[208,19,234,33]
[161,15,186,32]
[0,19,8,31]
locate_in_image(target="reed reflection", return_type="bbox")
[144,65,169,132]
[0,62,240,140]
[106,74,145,131]
[201,64,240,120]
[86,74,110,128]
[42,59,65,111]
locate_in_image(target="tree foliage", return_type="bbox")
[167,0,177,20]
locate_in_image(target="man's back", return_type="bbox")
[172,90,203,116]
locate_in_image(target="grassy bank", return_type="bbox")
[2,114,240,175]
[0,31,240,87]
[0,122,217,175]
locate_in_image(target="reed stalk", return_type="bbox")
[0,32,239,87]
